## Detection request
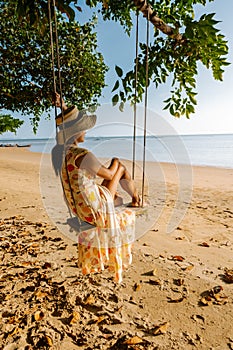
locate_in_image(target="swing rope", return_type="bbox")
[51,0,65,128]
[48,0,57,118]
[132,10,139,180]
[133,9,149,207]
[48,0,81,223]
[141,8,150,207]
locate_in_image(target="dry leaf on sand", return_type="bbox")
[45,335,53,347]
[84,294,95,305]
[167,296,186,303]
[200,285,227,306]
[173,278,184,286]
[123,336,144,345]
[184,265,194,271]
[34,310,45,321]
[172,255,185,262]
[199,242,210,247]
[152,321,170,335]
[223,268,233,283]
[133,282,142,291]
[148,279,161,286]
[69,311,81,324]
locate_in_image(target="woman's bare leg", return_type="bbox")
[102,163,140,206]
[119,167,140,206]
[101,163,125,199]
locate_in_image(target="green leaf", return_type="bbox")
[111,80,119,92]
[120,91,125,101]
[169,104,175,116]
[119,101,124,112]
[112,94,119,106]
[163,103,171,110]
[115,65,123,78]
[163,97,171,103]
[189,95,197,105]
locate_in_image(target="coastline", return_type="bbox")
[1,147,233,349]
[1,133,233,169]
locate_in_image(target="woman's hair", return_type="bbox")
[51,143,64,176]
[51,135,78,176]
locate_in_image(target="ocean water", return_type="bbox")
[1,134,233,169]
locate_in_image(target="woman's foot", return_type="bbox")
[128,195,141,207]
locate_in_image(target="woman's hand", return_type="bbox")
[111,158,126,171]
[52,92,68,111]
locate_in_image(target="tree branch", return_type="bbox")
[133,0,183,41]
[1,92,19,100]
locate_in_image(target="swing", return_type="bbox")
[46,0,155,282]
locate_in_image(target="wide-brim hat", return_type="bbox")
[56,106,96,144]
[56,106,79,126]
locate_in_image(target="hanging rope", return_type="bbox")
[141,7,150,208]
[48,0,57,120]
[48,0,81,223]
[48,0,65,137]
[132,11,139,180]
[51,0,66,130]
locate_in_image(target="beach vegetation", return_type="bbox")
[0,114,24,135]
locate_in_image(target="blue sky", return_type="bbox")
[1,0,233,139]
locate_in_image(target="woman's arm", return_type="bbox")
[97,157,120,180]
[76,152,120,180]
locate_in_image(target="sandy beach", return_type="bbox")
[0,147,233,350]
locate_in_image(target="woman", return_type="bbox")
[52,93,140,282]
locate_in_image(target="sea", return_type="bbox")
[1,134,233,169]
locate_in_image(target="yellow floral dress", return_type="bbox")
[61,145,135,283]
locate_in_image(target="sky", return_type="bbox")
[1,0,233,139]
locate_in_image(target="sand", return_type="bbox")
[0,147,233,350]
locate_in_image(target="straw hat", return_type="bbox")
[55,106,79,126]
[56,106,96,144]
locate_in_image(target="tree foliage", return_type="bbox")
[72,0,229,118]
[107,0,230,118]
[0,115,24,135]
[1,0,230,134]
[0,2,108,132]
